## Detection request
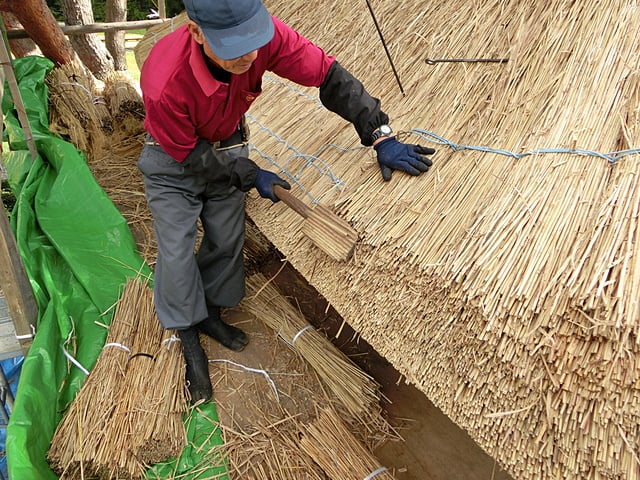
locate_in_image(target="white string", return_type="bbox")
[209,359,280,402]
[61,329,90,376]
[15,324,36,340]
[103,342,131,353]
[58,81,93,99]
[60,319,89,376]
[161,334,181,350]
[291,325,314,346]
[364,466,389,480]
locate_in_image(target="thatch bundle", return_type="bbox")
[300,407,396,480]
[243,273,388,440]
[238,1,640,479]
[47,61,111,156]
[47,277,187,479]
[102,71,145,136]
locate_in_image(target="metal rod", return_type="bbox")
[426,57,509,65]
[365,0,405,96]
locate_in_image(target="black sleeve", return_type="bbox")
[183,140,259,191]
[319,61,389,146]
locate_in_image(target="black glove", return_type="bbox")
[374,137,435,181]
[254,169,291,202]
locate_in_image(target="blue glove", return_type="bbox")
[373,137,435,181]
[254,169,291,202]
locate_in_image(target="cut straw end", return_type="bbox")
[302,204,358,262]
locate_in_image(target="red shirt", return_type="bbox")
[141,17,335,162]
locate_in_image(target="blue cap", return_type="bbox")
[183,0,274,60]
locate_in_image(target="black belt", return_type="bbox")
[145,117,250,151]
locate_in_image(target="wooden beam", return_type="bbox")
[5,19,168,40]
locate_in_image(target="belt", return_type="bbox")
[145,117,250,152]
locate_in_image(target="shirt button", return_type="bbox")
[246,95,255,101]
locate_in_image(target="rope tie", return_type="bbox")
[411,128,637,164]
[364,466,389,480]
[62,322,89,375]
[161,334,181,350]
[103,342,131,353]
[15,324,36,340]
[209,359,280,402]
[291,325,314,346]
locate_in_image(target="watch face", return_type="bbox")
[380,125,392,135]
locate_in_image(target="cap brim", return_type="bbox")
[201,5,274,60]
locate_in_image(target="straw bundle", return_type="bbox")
[47,277,187,479]
[299,407,396,480]
[129,330,187,465]
[47,279,139,478]
[98,286,172,478]
[102,71,145,136]
[243,273,386,437]
[47,62,111,156]
[237,1,640,479]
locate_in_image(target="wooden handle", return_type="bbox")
[274,185,311,219]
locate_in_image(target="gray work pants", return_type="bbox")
[137,138,247,330]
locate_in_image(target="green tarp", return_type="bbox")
[2,56,227,479]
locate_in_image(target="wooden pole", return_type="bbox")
[0,22,38,354]
[0,197,38,355]
[0,19,37,160]
[158,0,166,20]
[5,19,168,39]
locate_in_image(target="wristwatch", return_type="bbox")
[370,124,393,143]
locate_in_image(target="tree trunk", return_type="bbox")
[105,0,127,71]
[0,0,76,66]
[60,0,114,80]
[1,10,41,58]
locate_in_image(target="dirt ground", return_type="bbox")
[211,248,515,480]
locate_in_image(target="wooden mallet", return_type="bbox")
[274,185,358,262]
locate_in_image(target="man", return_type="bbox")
[138,0,435,403]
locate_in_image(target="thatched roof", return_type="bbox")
[239,1,640,479]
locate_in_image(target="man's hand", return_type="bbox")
[254,169,291,202]
[374,137,435,181]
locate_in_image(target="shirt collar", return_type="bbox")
[189,36,224,97]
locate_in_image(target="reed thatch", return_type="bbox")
[238,1,640,479]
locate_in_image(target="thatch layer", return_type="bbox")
[241,1,640,479]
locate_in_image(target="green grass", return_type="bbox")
[126,49,141,82]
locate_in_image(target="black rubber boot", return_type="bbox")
[197,306,249,351]
[177,327,212,404]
